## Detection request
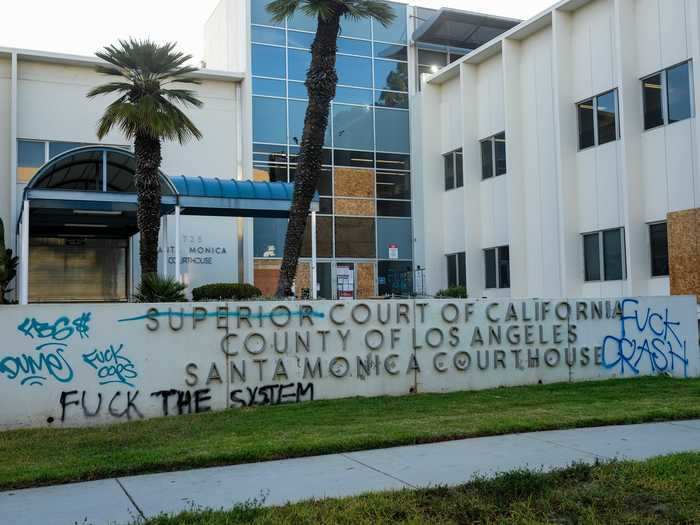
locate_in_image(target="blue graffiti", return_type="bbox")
[82,344,138,387]
[0,342,74,386]
[17,313,91,340]
[1,313,92,387]
[602,299,689,377]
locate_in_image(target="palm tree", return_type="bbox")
[267,0,395,297]
[87,39,203,276]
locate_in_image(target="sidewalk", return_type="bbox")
[3,419,700,525]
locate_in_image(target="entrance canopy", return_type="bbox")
[21,145,315,237]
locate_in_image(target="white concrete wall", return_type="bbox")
[0,295,696,429]
[416,0,700,300]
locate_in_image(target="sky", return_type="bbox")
[0,0,556,65]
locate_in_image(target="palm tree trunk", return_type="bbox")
[134,133,163,277]
[276,11,341,297]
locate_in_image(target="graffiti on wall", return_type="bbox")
[602,299,690,377]
[0,314,92,386]
[0,298,696,429]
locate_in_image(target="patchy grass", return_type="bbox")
[2,376,700,491]
[143,452,700,524]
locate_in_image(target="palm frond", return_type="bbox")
[90,38,203,143]
[344,0,395,27]
[266,0,301,23]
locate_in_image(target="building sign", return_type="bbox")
[0,296,697,429]
[389,243,399,260]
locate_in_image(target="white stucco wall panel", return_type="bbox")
[665,120,697,213]
[1,296,696,430]
[595,141,623,229]
[640,127,670,221]
[440,78,462,153]
[476,55,505,140]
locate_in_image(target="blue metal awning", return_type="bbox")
[20,146,317,236]
[170,176,316,219]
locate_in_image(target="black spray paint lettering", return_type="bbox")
[150,388,212,416]
[55,390,143,423]
[230,382,314,408]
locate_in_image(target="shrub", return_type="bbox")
[192,283,262,301]
[435,286,468,299]
[134,274,187,303]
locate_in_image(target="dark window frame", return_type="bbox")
[582,228,627,282]
[649,221,670,277]
[576,89,619,150]
[443,148,463,190]
[642,60,695,131]
[446,251,466,288]
[480,132,506,180]
[484,245,510,289]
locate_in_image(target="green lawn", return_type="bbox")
[143,452,700,524]
[2,376,700,491]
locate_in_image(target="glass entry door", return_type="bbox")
[29,237,129,302]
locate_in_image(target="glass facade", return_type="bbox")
[250,0,412,298]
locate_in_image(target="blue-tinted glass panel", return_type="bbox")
[253,143,288,163]
[251,0,282,26]
[335,87,373,106]
[374,60,408,92]
[372,2,407,44]
[253,97,287,144]
[667,61,692,124]
[338,37,372,56]
[374,42,408,61]
[49,142,83,158]
[287,30,314,49]
[377,218,412,259]
[339,16,371,39]
[252,44,286,78]
[18,140,45,167]
[289,99,332,147]
[288,81,308,99]
[375,108,409,153]
[288,10,316,31]
[251,25,285,45]
[377,200,411,217]
[337,55,372,87]
[375,90,408,108]
[253,77,285,97]
[254,218,288,257]
[288,48,311,81]
[333,104,374,150]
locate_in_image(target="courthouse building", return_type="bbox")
[1,0,699,303]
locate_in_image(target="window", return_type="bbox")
[642,61,694,130]
[577,90,619,149]
[333,104,373,150]
[649,222,669,277]
[481,132,506,180]
[443,148,463,190]
[484,246,510,289]
[582,228,626,282]
[375,108,409,153]
[446,252,466,288]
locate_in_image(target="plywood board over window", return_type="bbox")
[668,208,700,301]
[357,263,376,298]
[334,167,375,198]
[253,259,311,297]
[335,198,375,216]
